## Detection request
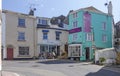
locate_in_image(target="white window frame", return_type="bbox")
[38,19,47,25]
[68,44,82,57]
[18,32,25,41]
[18,18,25,27]
[86,33,93,41]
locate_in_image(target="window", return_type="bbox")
[40,45,48,52]
[38,19,47,25]
[73,33,78,41]
[56,31,61,40]
[19,47,29,55]
[18,18,25,27]
[68,45,81,57]
[73,12,78,18]
[102,34,107,42]
[73,21,78,28]
[43,32,48,40]
[86,33,93,41]
[18,32,25,41]
[102,22,106,30]
[56,33,60,40]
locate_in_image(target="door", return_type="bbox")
[85,47,90,60]
[7,48,13,60]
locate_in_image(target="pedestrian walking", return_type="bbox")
[52,51,56,59]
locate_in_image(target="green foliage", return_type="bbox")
[99,57,106,65]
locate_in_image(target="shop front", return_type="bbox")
[68,44,82,60]
[38,41,61,59]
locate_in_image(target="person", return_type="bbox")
[39,52,46,60]
[52,51,56,59]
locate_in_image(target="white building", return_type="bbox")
[2,10,37,60]
[37,17,68,58]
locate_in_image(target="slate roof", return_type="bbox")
[70,6,107,15]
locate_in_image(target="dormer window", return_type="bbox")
[38,19,47,25]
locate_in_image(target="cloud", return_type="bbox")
[40,4,44,7]
[51,8,55,11]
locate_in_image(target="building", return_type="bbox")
[68,6,113,61]
[2,10,37,60]
[37,17,68,58]
[114,21,120,51]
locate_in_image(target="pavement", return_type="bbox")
[0,71,19,76]
[103,65,120,73]
[2,59,120,76]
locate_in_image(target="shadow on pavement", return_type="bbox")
[85,66,120,76]
[37,59,78,64]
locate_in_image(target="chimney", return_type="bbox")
[29,8,36,16]
[108,1,112,15]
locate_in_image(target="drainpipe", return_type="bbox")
[91,26,96,63]
[33,17,36,60]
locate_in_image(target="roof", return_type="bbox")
[70,6,107,15]
[2,9,36,18]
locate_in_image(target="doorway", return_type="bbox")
[7,48,13,60]
[85,47,90,60]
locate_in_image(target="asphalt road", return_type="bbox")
[2,59,120,76]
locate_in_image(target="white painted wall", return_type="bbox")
[95,48,116,64]
[37,28,68,55]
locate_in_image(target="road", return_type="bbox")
[2,59,120,76]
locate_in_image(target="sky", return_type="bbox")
[2,0,120,23]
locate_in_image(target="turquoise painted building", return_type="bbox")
[68,6,113,61]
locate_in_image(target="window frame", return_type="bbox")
[56,33,60,40]
[43,32,48,40]
[73,21,78,28]
[38,19,48,25]
[73,12,78,18]
[73,33,78,41]
[18,18,25,27]
[19,46,29,56]
[102,22,106,30]
[18,32,25,41]
[102,34,107,42]
[86,33,93,41]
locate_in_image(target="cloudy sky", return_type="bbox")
[2,0,120,23]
